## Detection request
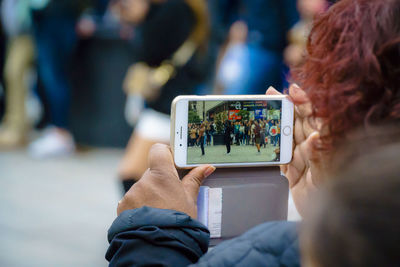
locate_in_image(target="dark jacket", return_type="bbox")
[130,0,208,114]
[106,207,300,267]
[31,0,109,18]
[224,122,233,142]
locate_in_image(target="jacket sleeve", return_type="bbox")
[105,206,210,267]
[190,221,300,267]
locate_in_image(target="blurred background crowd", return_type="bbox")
[0,0,335,266]
[0,0,336,155]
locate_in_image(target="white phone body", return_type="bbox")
[171,95,294,168]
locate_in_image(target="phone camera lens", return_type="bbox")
[180,144,182,147]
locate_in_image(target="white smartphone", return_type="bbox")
[171,95,294,168]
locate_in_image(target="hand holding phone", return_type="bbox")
[117,144,215,218]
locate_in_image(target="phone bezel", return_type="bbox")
[172,95,294,168]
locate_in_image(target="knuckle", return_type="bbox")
[117,198,126,214]
[150,143,167,153]
[190,174,202,186]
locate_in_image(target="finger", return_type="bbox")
[302,116,317,139]
[299,131,329,186]
[289,84,308,104]
[148,143,178,176]
[182,165,216,201]
[284,145,307,188]
[294,116,306,144]
[280,164,288,175]
[290,84,312,118]
[298,131,321,162]
[296,102,312,118]
[284,132,320,187]
[265,86,282,95]
[305,168,318,190]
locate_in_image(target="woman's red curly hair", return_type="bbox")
[292,0,400,147]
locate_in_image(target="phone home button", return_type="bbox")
[283,126,291,136]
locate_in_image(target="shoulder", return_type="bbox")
[193,221,300,267]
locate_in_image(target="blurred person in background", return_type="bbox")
[28,0,109,158]
[284,0,340,68]
[211,0,299,94]
[113,0,209,193]
[0,0,35,148]
[106,0,400,265]
[0,0,6,117]
[284,0,328,67]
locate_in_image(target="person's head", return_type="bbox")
[113,0,167,24]
[293,0,400,148]
[112,0,150,23]
[301,125,400,267]
[298,0,328,20]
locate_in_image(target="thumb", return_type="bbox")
[182,165,216,201]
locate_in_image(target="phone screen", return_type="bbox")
[187,100,282,164]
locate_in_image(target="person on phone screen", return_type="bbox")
[224,120,232,154]
[250,121,255,145]
[189,125,197,147]
[239,122,245,145]
[197,122,206,156]
[244,121,250,145]
[254,120,261,153]
[206,122,211,146]
[260,121,266,148]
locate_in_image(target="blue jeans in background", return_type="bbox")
[33,16,77,129]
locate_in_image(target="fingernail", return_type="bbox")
[204,166,216,177]
[310,131,320,139]
[309,131,321,145]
